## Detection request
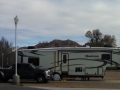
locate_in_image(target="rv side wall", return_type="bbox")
[18,50,56,70]
[57,50,114,77]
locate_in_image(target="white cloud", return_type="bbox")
[0,0,120,46]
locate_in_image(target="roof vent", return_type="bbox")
[28,46,35,49]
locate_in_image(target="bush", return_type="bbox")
[106,67,118,70]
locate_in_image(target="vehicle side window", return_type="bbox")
[17,64,22,70]
[22,64,31,70]
[23,65,28,70]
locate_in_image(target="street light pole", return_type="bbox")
[7,58,8,65]
[15,15,18,76]
[2,53,4,68]
[13,15,20,85]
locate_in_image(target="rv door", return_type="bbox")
[61,53,69,75]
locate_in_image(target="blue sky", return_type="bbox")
[0,0,120,47]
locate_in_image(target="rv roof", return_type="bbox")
[18,47,120,51]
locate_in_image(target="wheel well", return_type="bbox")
[53,72,62,78]
[53,72,60,75]
[0,72,4,79]
[35,73,45,80]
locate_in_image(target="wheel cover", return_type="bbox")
[38,77,43,82]
[53,74,61,81]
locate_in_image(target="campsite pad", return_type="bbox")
[22,70,120,89]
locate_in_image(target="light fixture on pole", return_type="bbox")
[13,15,20,85]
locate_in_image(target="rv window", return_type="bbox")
[101,54,111,60]
[75,67,82,72]
[63,55,67,63]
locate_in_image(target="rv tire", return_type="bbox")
[53,73,61,81]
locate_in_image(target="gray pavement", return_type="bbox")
[0,83,120,90]
[8,79,120,83]
[1,80,120,90]
[0,83,47,90]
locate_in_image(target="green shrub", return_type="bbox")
[106,67,117,70]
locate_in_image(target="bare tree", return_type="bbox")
[103,35,116,47]
[0,37,13,67]
[93,29,102,46]
[85,29,102,46]
[85,29,116,47]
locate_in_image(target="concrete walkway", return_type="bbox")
[29,86,120,90]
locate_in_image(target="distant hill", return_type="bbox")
[19,39,82,49]
[35,39,81,48]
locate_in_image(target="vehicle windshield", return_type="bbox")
[30,64,36,69]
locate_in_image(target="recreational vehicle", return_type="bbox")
[18,47,120,81]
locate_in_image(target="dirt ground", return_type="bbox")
[23,70,120,89]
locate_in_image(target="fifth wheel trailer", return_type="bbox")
[18,47,120,80]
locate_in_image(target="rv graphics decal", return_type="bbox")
[85,55,99,57]
[53,57,119,69]
[30,50,45,56]
[18,51,37,58]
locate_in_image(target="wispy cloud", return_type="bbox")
[0,0,120,46]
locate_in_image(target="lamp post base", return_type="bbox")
[13,74,20,85]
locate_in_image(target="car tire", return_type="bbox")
[0,77,2,83]
[2,78,9,83]
[37,75,46,83]
[53,73,61,81]
[45,79,48,83]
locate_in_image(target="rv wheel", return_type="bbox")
[53,73,61,81]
